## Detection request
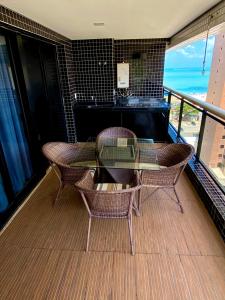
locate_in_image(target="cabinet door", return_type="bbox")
[122,111,168,141]
[74,109,121,141]
[74,109,97,141]
[95,110,121,136]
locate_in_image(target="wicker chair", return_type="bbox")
[75,170,141,255]
[140,143,195,213]
[96,127,137,150]
[42,142,95,206]
[96,127,137,183]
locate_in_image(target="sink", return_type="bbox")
[74,101,114,108]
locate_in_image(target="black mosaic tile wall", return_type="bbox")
[114,39,167,98]
[0,5,77,142]
[57,44,77,142]
[72,39,114,102]
[72,38,167,102]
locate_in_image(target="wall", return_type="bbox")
[114,39,167,98]
[72,38,167,102]
[57,44,77,141]
[72,39,114,102]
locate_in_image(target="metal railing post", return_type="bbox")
[177,99,184,139]
[168,91,171,104]
[196,110,207,160]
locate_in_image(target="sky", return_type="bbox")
[164,35,215,69]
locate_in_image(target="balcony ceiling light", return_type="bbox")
[93,22,105,26]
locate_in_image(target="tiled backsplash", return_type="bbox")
[114,39,167,98]
[72,39,114,102]
[72,38,167,102]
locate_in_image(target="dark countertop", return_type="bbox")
[73,97,170,111]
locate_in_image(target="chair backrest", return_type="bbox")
[42,142,96,168]
[157,143,194,168]
[96,127,137,152]
[75,170,141,217]
[141,143,195,187]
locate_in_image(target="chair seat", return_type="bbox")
[61,168,87,184]
[94,183,130,191]
[91,209,128,218]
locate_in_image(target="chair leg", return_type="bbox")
[142,187,159,205]
[53,182,64,206]
[86,217,92,252]
[137,188,141,212]
[128,215,135,255]
[133,192,141,217]
[174,187,184,214]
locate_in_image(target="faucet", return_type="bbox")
[91,96,97,106]
[118,88,133,98]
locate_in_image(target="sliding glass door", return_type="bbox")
[0,29,66,227]
[0,34,33,195]
[0,173,8,212]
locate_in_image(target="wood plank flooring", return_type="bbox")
[0,170,224,299]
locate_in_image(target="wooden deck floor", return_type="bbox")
[0,170,224,299]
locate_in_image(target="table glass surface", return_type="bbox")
[69,138,161,171]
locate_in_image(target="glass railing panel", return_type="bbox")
[200,116,225,189]
[180,102,202,150]
[169,95,181,131]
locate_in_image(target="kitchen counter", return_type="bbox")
[74,97,170,111]
[73,97,170,141]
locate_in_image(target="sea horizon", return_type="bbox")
[163,66,210,100]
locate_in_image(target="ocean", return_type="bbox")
[163,67,210,98]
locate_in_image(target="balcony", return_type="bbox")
[0,1,225,299]
[0,168,224,299]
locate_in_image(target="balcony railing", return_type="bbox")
[164,86,225,194]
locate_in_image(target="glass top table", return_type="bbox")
[69,138,162,171]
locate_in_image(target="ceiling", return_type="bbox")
[0,0,221,39]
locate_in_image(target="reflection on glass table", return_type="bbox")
[69,138,160,171]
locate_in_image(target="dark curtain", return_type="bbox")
[0,173,8,212]
[0,35,33,197]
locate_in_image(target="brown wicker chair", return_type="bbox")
[42,142,96,206]
[96,127,137,150]
[140,143,195,213]
[75,170,141,255]
[96,127,137,183]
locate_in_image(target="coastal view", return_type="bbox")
[164,67,211,101]
[164,35,215,100]
[164,34,225,188]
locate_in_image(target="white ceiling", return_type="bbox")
[0,0,221,39]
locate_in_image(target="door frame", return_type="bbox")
[0,27,59,228]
